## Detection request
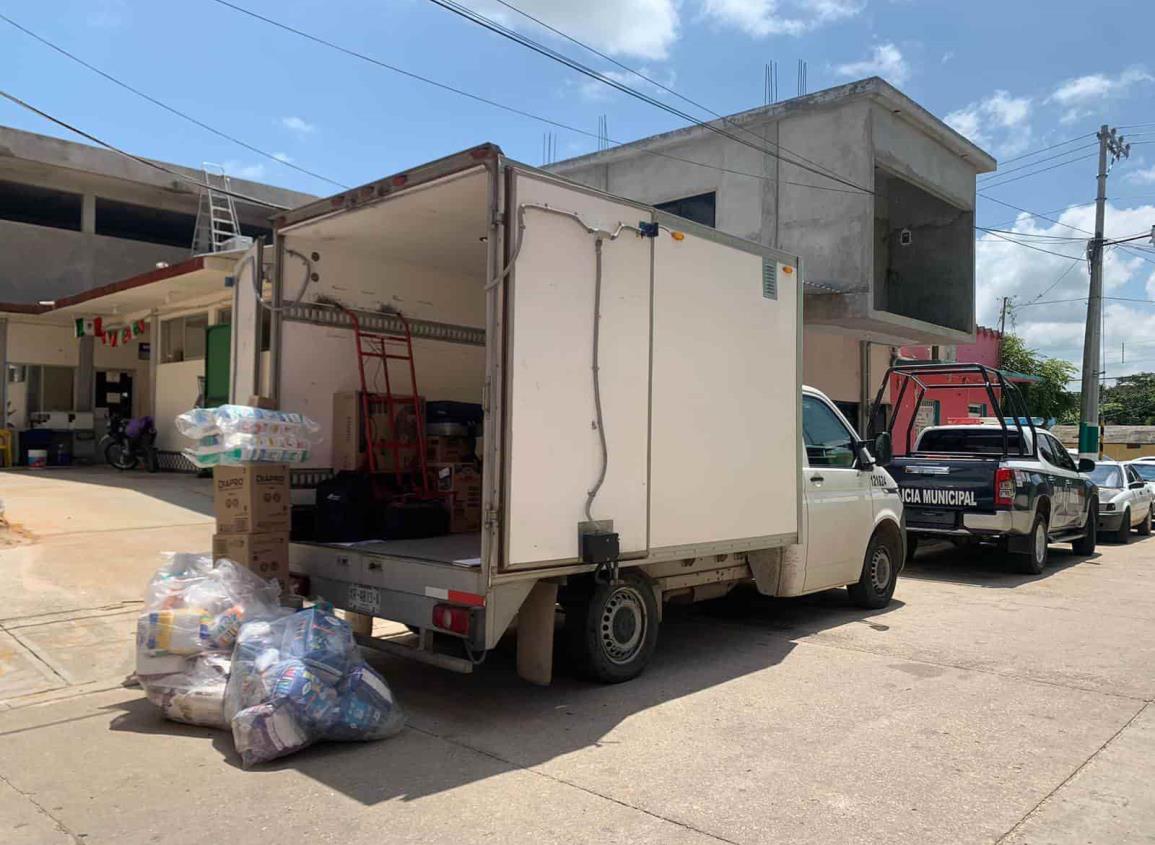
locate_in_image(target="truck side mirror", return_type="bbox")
[855,441,876,471]
[873,431,893,465]
[1077,458,1095,473]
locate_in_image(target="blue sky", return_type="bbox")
[3,0,1155,378]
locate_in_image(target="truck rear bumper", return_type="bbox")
[907,509,1031,537]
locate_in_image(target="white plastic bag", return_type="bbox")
[175,405,321,466]
[136,553,283,729]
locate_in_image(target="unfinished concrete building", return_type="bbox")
[549,77,996,428]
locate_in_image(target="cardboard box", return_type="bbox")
[432,462,483,533]
[212,464,291,533]
[332,391,424,473]
[427,435,472,465]
[212,531,289,592]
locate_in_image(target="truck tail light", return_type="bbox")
[432,604,471,636]
[994,468,1016,508]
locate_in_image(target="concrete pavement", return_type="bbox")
[1,467,1153,843]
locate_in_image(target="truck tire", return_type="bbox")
[1072,502,1097,555]
[1014,513,1049,575]
[1115,509,1131,544]
[1139,507,1152,536]
[565,572,659,684]
[847,529,900,609]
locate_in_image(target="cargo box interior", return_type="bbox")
[276,165,492,567]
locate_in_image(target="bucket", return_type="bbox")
[27,449,48,468]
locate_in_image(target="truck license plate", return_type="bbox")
[346,584,380,615]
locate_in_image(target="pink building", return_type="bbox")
[888,327,1006,454]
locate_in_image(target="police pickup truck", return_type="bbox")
[868,363,1098,574]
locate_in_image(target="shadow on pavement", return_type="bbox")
[103,590,899,805]
[900,538,1115,588]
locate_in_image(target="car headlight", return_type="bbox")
[1103,503,1116,512]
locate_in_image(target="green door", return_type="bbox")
[203,324,231,408]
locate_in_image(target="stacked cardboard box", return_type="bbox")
[432,463,483,533]
[211,463,291,592]
[332,391,425,473]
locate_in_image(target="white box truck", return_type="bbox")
[229,145,904,685]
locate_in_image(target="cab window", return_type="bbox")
[802,395,857,468]
[1045,434,1078,472]
[1036,434,1057,465]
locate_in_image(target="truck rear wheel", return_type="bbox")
[565,572,659,684]
[1072,502,1097,555]
[848,529,900,609]
[1014,513,1049,575]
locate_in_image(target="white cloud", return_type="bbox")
[466,0,679,60]
[699,0,864,38]
[1049,66,1154,107]
[1059,107,1089,126]
[281,116,315,134]
[945,90,1032,156]
[975,202,1155,375]
[941,51,954,64]
[834,43,909,86]
[1126,163,1155,185]
[273,152,293,163]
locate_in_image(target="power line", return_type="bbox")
[0,89,288,209]
[0,12,346,190]
[485,0,857,191]
[979,152,1098,190]
[994,132,1097,167]
[416,0,874,194]
[978,142,1098,182]
[975,228,1086,259]
[979,227,1086,241]
[204,0,867,197]
[1026,257,1084,304]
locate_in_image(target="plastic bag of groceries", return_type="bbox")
[225,603,405,767]
[135,553,284,730]
[175,404,321,467]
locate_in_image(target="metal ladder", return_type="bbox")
[191,163,245,254]
[345,308,431,496]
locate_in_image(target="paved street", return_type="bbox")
[1,468,1153,844]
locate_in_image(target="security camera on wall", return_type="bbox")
[900,228,912,246]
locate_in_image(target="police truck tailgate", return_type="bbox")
[889,455,999,528]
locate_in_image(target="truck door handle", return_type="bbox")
[810,475,825,484]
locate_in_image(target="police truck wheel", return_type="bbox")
[1115,509,1132,544]
[1139,507,1152,536]
[1015,513,1049,575]
[565,572,659,684]
[848,530,900,609]
[1072,502,1097,555]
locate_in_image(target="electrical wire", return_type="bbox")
[1025,256,1083,304]
[993,132,1097,167]
[484,0,857,190]
[205,0,868,197]
[417,0,874,194]
[975,228,1086,259]
[0,88,289,209]
[0,12,347,190]
[979,228,1086,241]
[978,143,1098,182]
[979,152,1098,190]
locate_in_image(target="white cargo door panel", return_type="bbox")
[650,227,800,549]
[229,241,263,403]
[505,173,651,567]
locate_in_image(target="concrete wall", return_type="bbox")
[0,125,315,304]
[550,82,982,349]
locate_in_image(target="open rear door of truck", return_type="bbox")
[502,169,653,569]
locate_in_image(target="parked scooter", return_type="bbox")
[101,414,159,472]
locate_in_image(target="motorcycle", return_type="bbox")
[101,414,159,472]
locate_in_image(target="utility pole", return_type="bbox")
[998,296,1010,337]
[1078,124,1130,460]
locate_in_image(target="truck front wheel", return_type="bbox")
[565,572,659,684]
[848,529,900,609]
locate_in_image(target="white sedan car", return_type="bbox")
[1091,461,1155,543]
